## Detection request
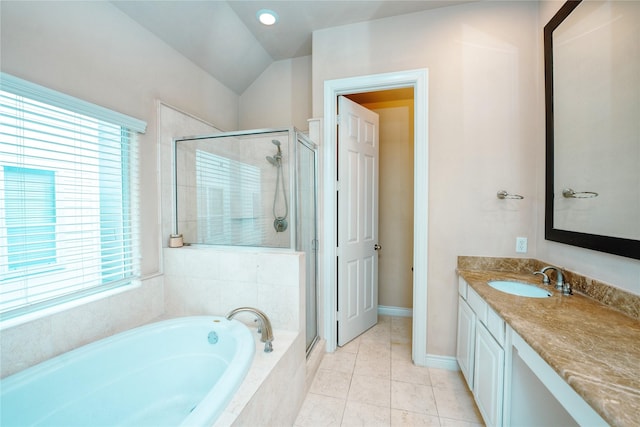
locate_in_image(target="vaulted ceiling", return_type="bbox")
[112,1,472,94]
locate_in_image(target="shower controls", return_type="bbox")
[274,218,288,232]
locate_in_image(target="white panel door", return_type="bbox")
[337,96,379,346]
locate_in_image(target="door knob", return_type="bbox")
[374,244,382,251]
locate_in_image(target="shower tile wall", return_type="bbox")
[159,104,221,247]
[163,247,304,331]
[173,132,292,248]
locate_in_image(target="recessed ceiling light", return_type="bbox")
[257,9,278,26]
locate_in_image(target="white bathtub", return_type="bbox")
[0,316,255,427]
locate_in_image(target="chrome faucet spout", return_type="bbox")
[533,271,550,285]
[226,307,274,353]
[541,266,564,290]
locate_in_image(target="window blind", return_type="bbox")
[0,73,146,320]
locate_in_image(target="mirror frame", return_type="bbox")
[544,0,640,260]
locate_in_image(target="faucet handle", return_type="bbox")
[533,271,550,285]
[562,282,573,296]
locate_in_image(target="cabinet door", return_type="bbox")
[456,296,476,389]
[474,323,504,427]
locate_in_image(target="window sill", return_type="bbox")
[0,280,141,331]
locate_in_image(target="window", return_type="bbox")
[0,73,146,320]
[3,166,56,270]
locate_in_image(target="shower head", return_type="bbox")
[272,139,282,155]
[266,156,279,166]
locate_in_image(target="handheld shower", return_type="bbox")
[266,155,279,166]
[272,139,281,152]
[266,140,282,166]
[266,140,288,232]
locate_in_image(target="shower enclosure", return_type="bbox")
[173,128,319,353]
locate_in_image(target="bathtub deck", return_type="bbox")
[214,328,305,427]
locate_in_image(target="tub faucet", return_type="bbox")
[226,307,274,353]
[541,266,564,290]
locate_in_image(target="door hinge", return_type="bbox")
[336,114,341,125]
[336,180,341,191]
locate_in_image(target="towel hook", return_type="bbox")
[562,188,598,199]
[497,190,524,200]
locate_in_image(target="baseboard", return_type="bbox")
[424,354,460,371]
[378,305,412,317]
[375,306,457,370]
[413,352,459,370]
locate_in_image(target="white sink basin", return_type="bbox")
[488,281,551,298]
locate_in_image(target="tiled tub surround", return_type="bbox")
[163,246,307,425]
[163,246,305,331]
[457,256,640,427]
[1,245,306,426]
[215,329,306,426]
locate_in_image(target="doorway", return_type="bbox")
[322,69,429,365]
[346,89,415,322]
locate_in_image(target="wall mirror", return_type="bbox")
[544,0,640,260]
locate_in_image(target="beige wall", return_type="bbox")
[348,92,415,309]
[313,1,540,356]
[1,0,240,278]
[3,0,637,369]
[239,56,312,131]
[312,1,640,358]
[0,0,239,370]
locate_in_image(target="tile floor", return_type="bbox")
[294,316,484,427]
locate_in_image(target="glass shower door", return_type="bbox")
[296,133,318,355]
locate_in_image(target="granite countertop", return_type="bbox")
[457,267,640,427]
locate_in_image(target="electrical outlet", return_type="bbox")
[516,237,528,253]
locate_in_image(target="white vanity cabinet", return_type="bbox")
[457,275,610,427]
[474,320,504,426]
[456,277,505,427]
[456,292,475,387]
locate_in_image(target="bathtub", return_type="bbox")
[0,316,255,427]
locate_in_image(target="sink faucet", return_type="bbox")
[540,266,564,290]
[533,270,550,285]
[226,307,274,353]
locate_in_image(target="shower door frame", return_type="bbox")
[295,133,320,355]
